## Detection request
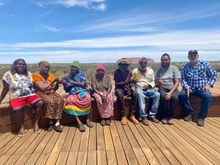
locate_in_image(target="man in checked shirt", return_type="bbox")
[179,50,217,126]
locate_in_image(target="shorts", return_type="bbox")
[9,94,42,111]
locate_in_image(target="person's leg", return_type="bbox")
[179,89,194,120]
[136,88,147,118]
[16,109,25,136]
[75,116,85,132]
[115,89,127,124]
[167,90,179,125]
[129,91,139,124]
[9,97,26,136]
[33,100,43,132]
[196,90,212,126]
[158,88,168,123]
[144,89,160,122]
[94,93,105,126]
[115,89,126,117]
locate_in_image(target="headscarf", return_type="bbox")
[96,64,106,71]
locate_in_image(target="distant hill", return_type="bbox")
[116,57,156,64]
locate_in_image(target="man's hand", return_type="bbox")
[165,92,172,100]
[158,79,166,86]
[203,85,211,92]
[186,88,192,98]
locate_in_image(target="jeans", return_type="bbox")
[179,89,212,119]
[136,88,160,118]
[159,88,179,119]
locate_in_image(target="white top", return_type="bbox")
[2,71,35,98]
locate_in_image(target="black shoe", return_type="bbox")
[184,114,193,122]
[78,124,85,132]
[53,125,63,132]
[197,118,205,127]
[100,119,106,126]
[106,119,111,125]
[86,120,94,128]
[48,125,53,132]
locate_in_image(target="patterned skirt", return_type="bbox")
[93,92,116,118]
[64,91,92,116]
[39,92,64,120]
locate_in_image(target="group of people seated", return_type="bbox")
[0,50,217,136]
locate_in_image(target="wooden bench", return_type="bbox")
[0,92,220,133]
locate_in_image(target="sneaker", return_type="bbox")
[54,125,63,132]
[161,118,168,124]
[78,124,85,132]
[197,118,205,127]
[47,125,53,132]
[141,118,149,126]
[167,118,174,125]
[100,119,106,126]
[121,117,127,125]
[150,117,159,123]
[129,115,139,125]
[86,120,94,128]
[184,114,193,122]
[105,119,111,125]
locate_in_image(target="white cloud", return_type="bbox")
[76,3,220,33]
[0,50,219,64]
[36,0,107,11]
[40,25,62,32]
[1,29,219,50]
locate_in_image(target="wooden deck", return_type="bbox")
[0,118,220,165]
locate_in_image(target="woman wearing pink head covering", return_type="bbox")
[91,64,116,126]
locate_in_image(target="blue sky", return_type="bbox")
[0,0,220,63]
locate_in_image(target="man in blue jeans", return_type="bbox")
[132,57,160,125]
[179,50,217,126]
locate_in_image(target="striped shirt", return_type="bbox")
[181,61,217,89]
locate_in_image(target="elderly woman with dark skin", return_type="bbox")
[91,64,116,126]
[63,61,93,132]
[0,59,43,136]
[32,61,64,132]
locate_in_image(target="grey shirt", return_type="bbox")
[155,65,180,90]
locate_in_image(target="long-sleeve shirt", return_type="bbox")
[63,71,88,94]
[181,61,217,89]
[132,67,155,89]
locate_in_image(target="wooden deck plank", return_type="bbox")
[135,121,187,165]
[56,152,69,165]
[110,121,128,165]
[96,124,107,165]
[51,127,69,153]
[136,124,170,165]
[87,123,97,165]
[104,126,117,165]
[114,121,139,165]
[76,127,90,165]
[35,131,61,165]
[3,130,32,155]
[174,121,220,164]
[0,134,20,156]
[182,121,220,150]
[163,122,213,165]
[122,122,149,165]
[142,122,181,165]
[0,118,220,165]
[45,153,59,165]
[61,127,76,152]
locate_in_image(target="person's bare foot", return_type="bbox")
[18,126,26,137]
[34,124,41,134]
